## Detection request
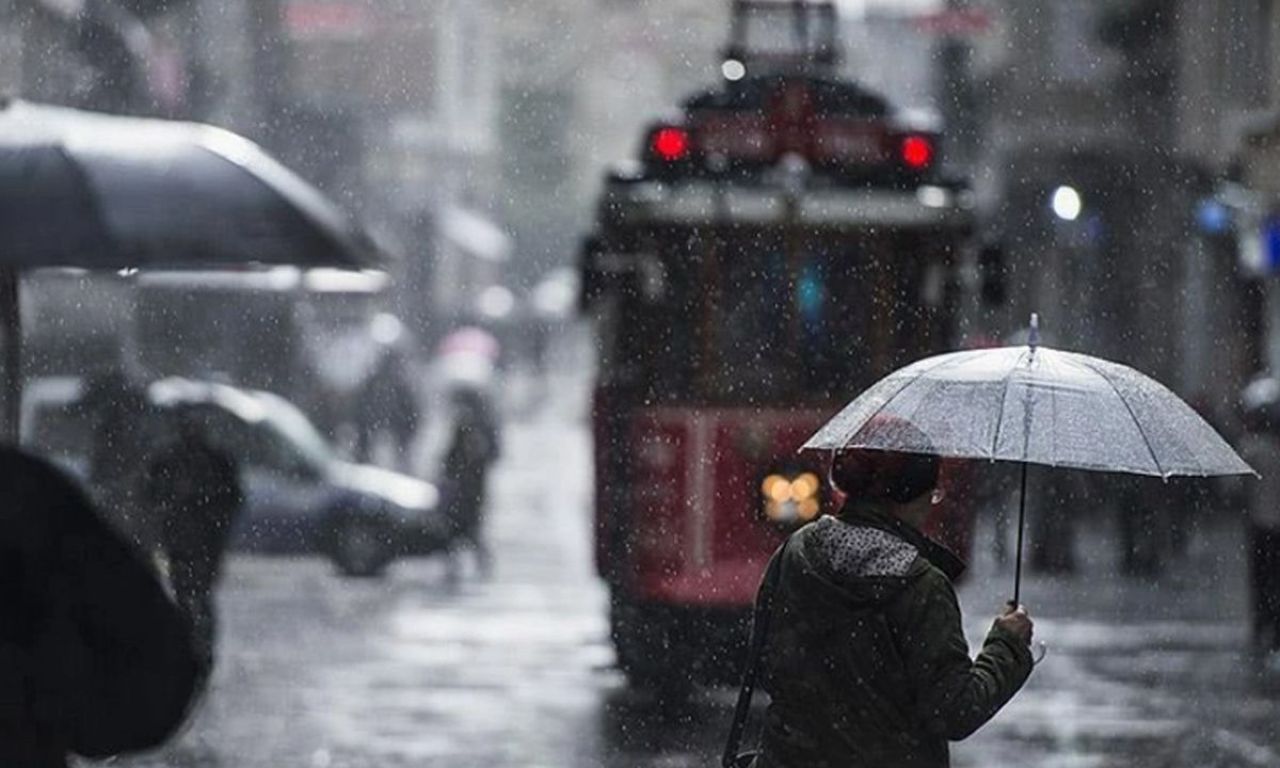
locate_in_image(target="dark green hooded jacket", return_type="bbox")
[757,503,1032,768]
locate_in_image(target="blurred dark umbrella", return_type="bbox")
[802,315,1254,605]
[0,98,379,270]
[0,98,384,438]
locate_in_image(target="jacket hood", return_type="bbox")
[840,500,967,581]
[787,501,965,607]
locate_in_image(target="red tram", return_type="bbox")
[580,0,978,687]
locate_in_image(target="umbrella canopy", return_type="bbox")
[0,98,381,269]
[803,344,1252,478]
[804,337,1253,606]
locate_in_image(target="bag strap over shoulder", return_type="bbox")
[721,536,789,768]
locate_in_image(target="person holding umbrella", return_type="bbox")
[744,421,1034,768]
[725,316,1253,768]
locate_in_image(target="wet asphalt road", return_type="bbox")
[112,390,1280,768]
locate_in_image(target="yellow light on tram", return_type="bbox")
[762,474,792,503]
[791,473,820,501]
[761,471,823,524]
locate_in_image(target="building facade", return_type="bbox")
[949,0,1272,428]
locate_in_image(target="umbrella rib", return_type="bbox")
[989,348,1029,461]
[1077,357,1165,477]
[1047,351,1062,464]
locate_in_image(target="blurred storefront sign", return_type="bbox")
[283,2,375,41]
[912,7,993,37]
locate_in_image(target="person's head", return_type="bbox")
[828,420,942,528]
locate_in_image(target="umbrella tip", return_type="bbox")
[1028,313,1040,352]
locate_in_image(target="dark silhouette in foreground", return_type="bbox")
[0,447,198,767]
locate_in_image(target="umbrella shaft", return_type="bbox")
[1013,461,1028,606]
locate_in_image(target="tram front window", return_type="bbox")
[613,231,935,405]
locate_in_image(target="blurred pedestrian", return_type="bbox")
[443,386,500,581]
[145,409,243,677]
[1238,378,1280,662]
[743,430,1033,768]
[354,348,419,471]
[0,446,198,767]
[83,367,157,552]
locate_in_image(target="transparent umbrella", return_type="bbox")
[802,316,1255,603]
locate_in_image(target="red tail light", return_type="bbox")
[651,127,692,162]
[900,134,935,170]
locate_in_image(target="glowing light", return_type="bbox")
[763,471,824,524]
[477,285,515,319]
[901,135,934,170]
[1051,185,1082,221]
[370,312,403,345]
[791,473,820,500]
[763,475,792,503]
[917,185,949,209]
[721,59,746,81]
[651,127,691,162]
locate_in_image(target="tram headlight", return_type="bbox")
[761,472,822,525]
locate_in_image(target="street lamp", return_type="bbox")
[721,59,746,81]
[1051,185,1083,221]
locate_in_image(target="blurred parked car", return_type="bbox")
[22,376,449,577]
